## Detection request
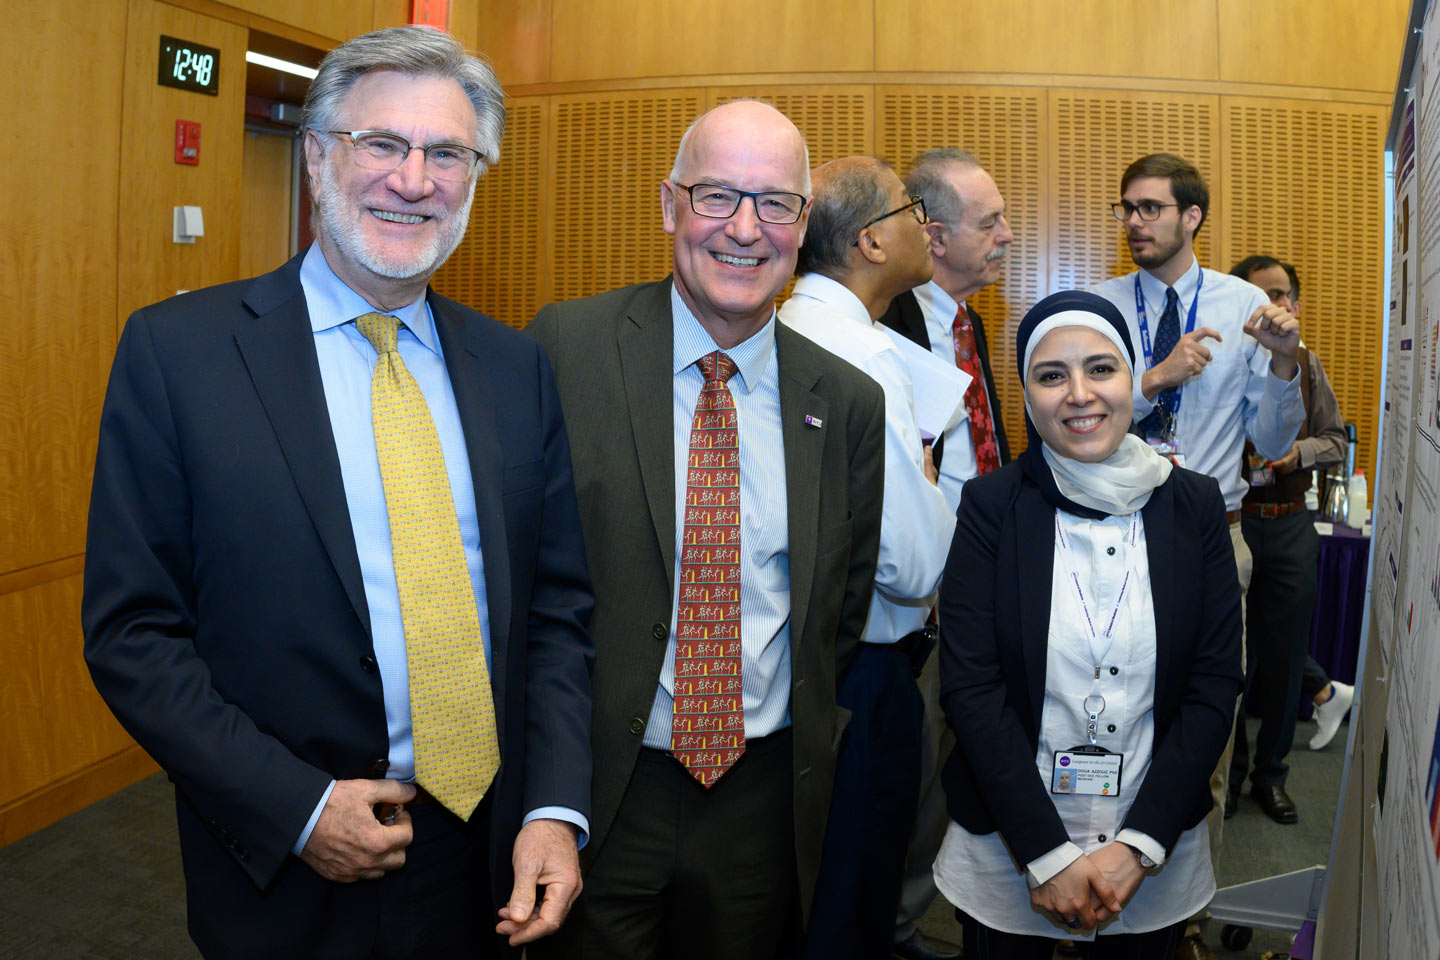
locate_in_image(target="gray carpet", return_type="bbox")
[0,714,1346,959]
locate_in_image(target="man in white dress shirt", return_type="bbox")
[1089,152,1304,960]
[880,147,1002,960]
[778,156,956,960]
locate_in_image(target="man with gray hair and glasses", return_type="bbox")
[83,26,595,958]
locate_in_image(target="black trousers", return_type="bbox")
[1301,655,1331,702]
[956,911,1185,960]
[1231,509,1319,790]
[533,729,797,960]
[187,793,496,960]
[804,643,924,960]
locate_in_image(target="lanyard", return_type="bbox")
[1053,512,1141,668]
[1134,269,1203,425]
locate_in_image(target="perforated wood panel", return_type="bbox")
[551,90,704,302]
[878,87,1048,455]
[1051,91,1220,296]
[1220,98,1387,484]
[434,98,547,329]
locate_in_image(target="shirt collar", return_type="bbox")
[299,243,439,354]
[914,278,960,321]
[669,281,776,394]
[1137,254,1201,309]
[789,273,875,330]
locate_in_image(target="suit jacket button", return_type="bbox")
[1109,666,1119,676]
[370,759,389,776]
[1107,724,1117,733]
[359,655,379,673]
[651,623,668,641]
[629,717,645,735]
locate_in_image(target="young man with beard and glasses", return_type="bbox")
[526,101,885,959]
[777,156,957,960]
[1089,153,1304,960]
[83,26,595,959]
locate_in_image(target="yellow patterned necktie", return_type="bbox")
[357,312,499,820]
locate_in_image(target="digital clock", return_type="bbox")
[158,35,220,96]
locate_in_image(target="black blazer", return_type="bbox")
[936,461,1242,867]
[878,289,1010,465]
[82,252,595,955]
[527,278,885,921]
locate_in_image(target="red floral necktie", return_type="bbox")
[670,350,746,786]
[953,307,1001,474]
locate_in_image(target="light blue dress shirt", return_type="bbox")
[1091,257,1304,511]
[292,245,585,852]
[643,284,793,748]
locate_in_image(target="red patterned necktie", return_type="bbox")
[671,350,746,787]
[952,306,1001,475]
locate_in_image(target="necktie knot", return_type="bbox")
[698,350,738,385]
[1164,287,1179,308]
[357,312,401,356]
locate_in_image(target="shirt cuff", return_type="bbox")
[1266,362,1302,391]
[523,806,590,850]
[1297,439,1319,469]
[292,779,337,856]
[1115,828,1167,867]
[1026,840,1085,887]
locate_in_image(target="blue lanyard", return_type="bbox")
[1134,270,1203,420]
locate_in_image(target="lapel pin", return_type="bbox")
[804,415,823,429]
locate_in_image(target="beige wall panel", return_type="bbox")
[878,0,1219,81]
[550,90,704,302]
[712,86,875,164]
[548,0,873,83]
[1217,0,1408,93]
[877,86,1048,455]
[434,98,550,327]
[477,0,551,87]
[220,0,370,42]
[1049,90,1220,292]
[239,131,294,281]
[117,0,248,326]
[1219,97,1386,483]
[0,5,125,574]
[0,575,134,809]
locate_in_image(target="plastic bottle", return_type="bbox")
[1347,470,1368,529]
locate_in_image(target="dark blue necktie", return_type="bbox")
[1137,287,1181,439]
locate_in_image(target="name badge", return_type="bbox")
[1051,745,1124,797]
[1146,437,1185,469]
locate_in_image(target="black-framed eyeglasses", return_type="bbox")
[1111,200,1179,222]
[853,196,928,245]
[675,182,808,224]
[325,130,483,181]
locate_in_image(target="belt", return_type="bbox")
[1226,510,1241,524]
[1241,501,1309,519]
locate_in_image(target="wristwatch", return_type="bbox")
[1123,843,1157,869]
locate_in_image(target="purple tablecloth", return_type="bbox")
[1301,525,1369,718]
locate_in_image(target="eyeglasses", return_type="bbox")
[1111,200,1179,222]
[675,183,808,224]
[854,196,928,245]
[325,130,483,181]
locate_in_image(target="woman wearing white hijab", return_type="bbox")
[932,291,1243,958]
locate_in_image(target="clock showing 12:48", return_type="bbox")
[158,35,220,96]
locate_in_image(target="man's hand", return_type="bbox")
[1086,843,1147,912]
[496,818,582,946]
[1029,855,1123,931]
[1140,327,1223,399]
[1271,443,1302,475]
[923,444,939,485]
[1244,303,1301,380]
[299,779,416,882]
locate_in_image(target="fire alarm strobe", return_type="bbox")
[175,120,201,165]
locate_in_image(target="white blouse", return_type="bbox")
[934,508,1214,938]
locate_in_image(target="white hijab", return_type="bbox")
[1022,312,1173,516]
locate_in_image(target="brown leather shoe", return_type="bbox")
[1176,933,1216,960]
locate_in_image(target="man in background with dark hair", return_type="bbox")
[1090,153,1304,960]
[82,26,594,958]
[1225,256,1346,824]
[778,156,956,960]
